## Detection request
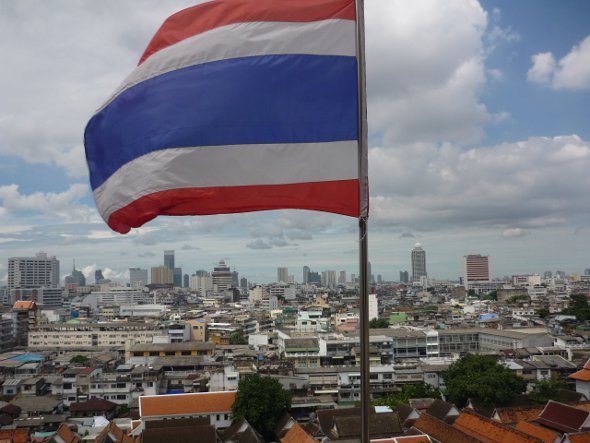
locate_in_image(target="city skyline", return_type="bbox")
[1,1,590,284]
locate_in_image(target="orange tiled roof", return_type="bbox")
[567,431,590,442]
[390,435,432,443]
[574,402,590,412]
[140,391,236,418]
[515,421,559,443]
[453,410,543,443]
[280,422,316,443]
[569,368,590,382]
[583,359,590,371]
[493,406,545,424]
[412,412,480,443]
[12,300,36,310]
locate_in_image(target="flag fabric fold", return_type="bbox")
[85,0,367,234]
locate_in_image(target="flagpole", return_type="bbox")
[355,1,370,442]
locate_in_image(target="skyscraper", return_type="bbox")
[164,250,175,270]
[399,270,409,283]
[212,260,233,291]
[151,266,173,285]
[129,268,148,287]
[8,252,60,289]
[464,254,490,289]
[277,267,289,283]
[303,266,310,284]
[173,267,183,287]
[411,243,427,283]
[95,269,105,284]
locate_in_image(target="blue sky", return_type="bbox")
[1,0,590,285]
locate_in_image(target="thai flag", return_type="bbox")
[85,0,366,234]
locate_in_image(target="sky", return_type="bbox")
[1,0,590,285]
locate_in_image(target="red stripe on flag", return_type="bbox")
[139,0,356,64]
[107,180,359,234]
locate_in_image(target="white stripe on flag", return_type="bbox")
[99,19,356,112]
[94,141,358,220]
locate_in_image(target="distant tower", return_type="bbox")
[411,243,427,282]
[129,268,148,287]
[164,250,175,270]
[303,266,310,284]
[399,271,409,283]
[212,260,233,291]
[95,269,105,285]
[173,267,182,287]
[464,254,490,289]
[277,267,288,283]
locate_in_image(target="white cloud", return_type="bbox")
[246,239,272,250]
[0,0,197,177]
[365,0,499,145]
[528,35,590,90]
[0,184,93,223]
[369,135,590,231]
[502,228,527,238]
[528,52,557,85]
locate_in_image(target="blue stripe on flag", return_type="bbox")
[85,54,358,190]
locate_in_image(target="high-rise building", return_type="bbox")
[464,254,490,289]
[322,270,337,287]
[164,250,175,270]
[277,267,289,283]
[130,268,148,287]
[95,269,105,284]
[8,252,60,289]
[173,267,183,287]
[151,266,173,285]
[585,268,590,276]
[308,271,321,285]
[399,270,409,283]
[411,243,427,283]
[64,261,86,287]
[303,266,310,284]
[240,277,248,289]
[338,271,347,285]
[183,274,189,288]
[212,260,233,291]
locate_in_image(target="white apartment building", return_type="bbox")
[8,252,60,289]
[28,322,162,350]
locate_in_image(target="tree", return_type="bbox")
[537,308,550,319]
[443,354,526,408]
[528,377,568,403]
[232,373,291,440]
[70,355,89,365]
[563,294,590,321]
[484,291,498,301]
[372,383,441,408]
[229,330,248,345]
[369,317,389,328]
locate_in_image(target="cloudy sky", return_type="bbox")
[1,0,589,285]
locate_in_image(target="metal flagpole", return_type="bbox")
[355,1,370,442]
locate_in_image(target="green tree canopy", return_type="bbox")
[528,377,568,404]
[369,317,389,328]
[372,383,441,408]
[229,330,248,345]
[70,355,89,365]
[443,354,526,408]
[563,294,590,321]
[232,373,291,440]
